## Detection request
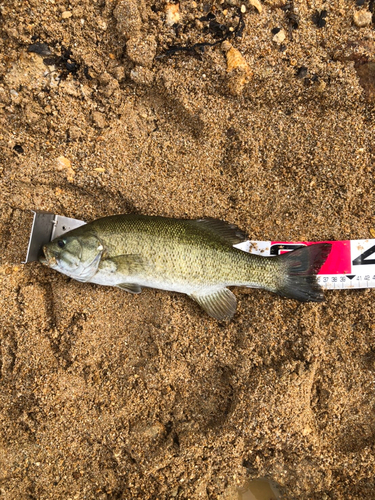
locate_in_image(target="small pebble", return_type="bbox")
[92,111,106,129]
[225,46,252,95]
[249,0,262,14]
[296,66,308,79]
[56,156,75,181]
[221,40,232,52]
[273,29,286,44]
[61,11,72,19]
[68,126,82,140]
[302,426,312,436]
[353,10,372,28]
[13,144,24,154]
[112,66,125,81]
[315,80,326,92]
[56,156,71,171]
[165,3,180,26]
[97,18,107,30]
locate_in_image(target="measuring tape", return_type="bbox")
[235,239,375,290]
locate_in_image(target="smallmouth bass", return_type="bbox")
[40,215,331,320]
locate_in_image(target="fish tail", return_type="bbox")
[276,243,332,302]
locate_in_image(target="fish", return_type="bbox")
[40,214,332,321]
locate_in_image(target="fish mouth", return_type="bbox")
[39,245,57,267]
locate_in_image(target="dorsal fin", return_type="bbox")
[191,218,248,245]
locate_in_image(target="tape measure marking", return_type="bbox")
[234,239,375,290]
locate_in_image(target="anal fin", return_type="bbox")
[190,288,237,321]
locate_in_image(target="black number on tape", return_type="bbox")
[352,245,375,266]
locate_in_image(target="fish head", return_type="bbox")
[40,233,104,282]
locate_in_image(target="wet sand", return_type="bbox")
[0,1,374,498]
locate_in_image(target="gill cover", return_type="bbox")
[42,234,104,282]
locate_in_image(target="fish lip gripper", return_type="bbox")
[24,211,86,263]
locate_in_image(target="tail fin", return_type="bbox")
[277,243,332,302]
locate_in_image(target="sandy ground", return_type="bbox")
[0,0,375,498]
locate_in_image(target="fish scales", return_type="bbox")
[89,216,277,289]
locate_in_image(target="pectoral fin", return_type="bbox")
[99,255,145,293]
[117,283,142,294]
[190,288,237,321]
[100,254,146,275]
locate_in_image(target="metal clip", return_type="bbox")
[24,211,86,263]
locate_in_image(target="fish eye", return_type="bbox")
[57,239,66,248]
